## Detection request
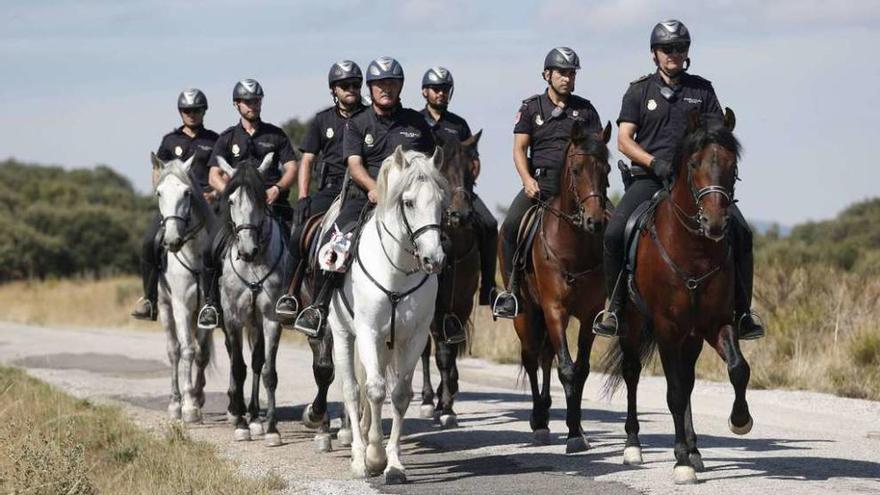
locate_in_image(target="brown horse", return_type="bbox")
[603,108,752,484]
[500,120,612,452]
[419,131,482,428]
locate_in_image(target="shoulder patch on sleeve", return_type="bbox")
[629,74,651,85]
[521,94,540,104]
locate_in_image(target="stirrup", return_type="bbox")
[591,310,620,338]
[440,313,467,345]
[131,297,157,321]
[197,305,219,330]
[491,290,519,320]
[275,295,300,326]
[737,311,765,340]
[293,305,324,338]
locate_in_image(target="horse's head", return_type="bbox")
[677,108,740,241]
[218,152,274,262]
[376,145,448,274]
[436,130,481,228]
[152,153,198,253]
[562,120,612,234]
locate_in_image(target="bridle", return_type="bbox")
[378,195,443,275]
[159,184,204,245]
[669,154,738,238]
[537,150,608,230]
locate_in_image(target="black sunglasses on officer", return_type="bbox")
[658,43,689,55]
[335,79,362,91]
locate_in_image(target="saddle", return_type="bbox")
[512,204,544,273]
[622,188,667,317]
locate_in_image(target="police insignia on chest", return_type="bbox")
[365,134,374,146]
[647,99,658,111]
[231,144,240,157]
[174,146,183,157]
[326,128,334,139]
[535,115,544,126]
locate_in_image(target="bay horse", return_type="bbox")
[603,108,752,484]
[500,120,612,452]
[419,131,482,428]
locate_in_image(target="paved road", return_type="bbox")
[2,322,878,494]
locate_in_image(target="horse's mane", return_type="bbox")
[221,158,265,225]
[675,115,742,167]
[375,149,448,215]
[433,132,475,191]
[157,160,215,229]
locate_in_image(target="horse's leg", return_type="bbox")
[224,323,250,441]
[193,324,213,410]
[713,324,753,435]
[161,304,182,420]
[333,330,367,477]
[247,330,265,436]
[516,309,550,444]
[620,331,644,465]
[303,332,334,429]
[566,319,596,453]
[174,296,200,424]
[537,334,555,445]
[545,304,586,453]
[262,319,282,447]
[658,337,701,484]
[683,400,703,471]
[434,337,459,428]
[385,328,430,485]
[419,338,435,418]
[357,327,389,476]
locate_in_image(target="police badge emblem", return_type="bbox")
[174,146,183,157]
[535,115,544,126]
[365,133,374,146]
[326,128,334,139]
[647,99,657,111]
[231,144,240,157]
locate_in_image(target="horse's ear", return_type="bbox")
[601,121,612,144]
[181,154,195,174]
[216,155,237,177]
[686,108,702,133]
[151,152,165,170]
[393,145,407,168]
[462,129,482,151]
[258,152,275,174]
[723,107,736,131]
[431,145,444,168]
[570,119,588,144]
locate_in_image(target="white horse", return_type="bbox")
[151,153,216,423]
[216,153,289,447]
[329,146,447,483]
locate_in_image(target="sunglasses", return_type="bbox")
[181,108,205,115]
[658,43,689,55]
[426,84,452,93]
[336,80,362,91]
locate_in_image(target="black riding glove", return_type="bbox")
[650,157,673,181]
[293,197,311,227]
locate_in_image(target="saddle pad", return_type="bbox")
[514,204,543,271]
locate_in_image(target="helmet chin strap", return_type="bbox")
[656,57,690,80]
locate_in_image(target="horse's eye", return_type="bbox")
[156,191,161,197]
[184,189,191,196]
[404,199,414,208]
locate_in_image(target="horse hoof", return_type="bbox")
[729,415,753,435]
[167,403,182,420]
[384,466,407,485]
[314,433,332,452]
[351,460,368,479]
[336,428,353,447]
[439,414,458,429]
[233,428,251,442]
[690,452,705,472]
[365,445,387,475]
[419,404,435,419]
[565,435,589,454]
[182,406,201,424]
[533,429,551,445]
[195,392,206,409]
[249,422,264,437]
[622,446,643,465]
[264,433,282,447]
[302,404,327,429]
[673,465,698,485]
[226,411,237,424]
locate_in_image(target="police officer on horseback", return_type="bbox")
[132,88,219,320]
[196,79,299,329]
[293,56,437,337]
[493,47,603,319]
[274,60,367,324]
[592,20,765,340]
[420,66,499,308]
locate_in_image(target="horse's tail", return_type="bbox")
[600,323,656,399]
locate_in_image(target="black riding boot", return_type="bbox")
[477,222,499,306]
[294,271,339,338]
[132,258,159,321]
[435,255,466,345]
[592,266,627,338]
[733,223,765,340]
[492,233,520,320]
[197,265,221,330]
[276,230,304,326]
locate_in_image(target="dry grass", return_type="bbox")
[0,365,285,495]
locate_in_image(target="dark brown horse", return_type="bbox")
[500,120,612,452]
[419,131,482,428]
[604,108,752,484]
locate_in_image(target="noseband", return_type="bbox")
[670,158,737,237]
[378,197,443,274]
[160,189,204,243]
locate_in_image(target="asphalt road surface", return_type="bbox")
[1,322,878,494]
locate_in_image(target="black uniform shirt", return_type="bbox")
[513,91,602,171]
[343,105,436,180]
[209,121,298,202]
[156,126,219,192]
[300,104,366,183]
[617,71,722,168]
[419,107,479,157]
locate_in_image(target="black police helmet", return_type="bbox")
[543,47,581,70]
[365,57,404,84]
[232,79,264,101]
[178,88,208,110]
[650,20,691,48]
[421,66,454,88]
[328,60,363,88]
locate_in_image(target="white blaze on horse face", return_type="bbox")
[157,172,191,250]
[229,187,262,259]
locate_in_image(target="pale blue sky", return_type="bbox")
[2,0,878,225]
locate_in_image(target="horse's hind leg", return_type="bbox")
[713,324,753,435]
[303,332,334,430]
[262,321,282,447]
[620,333,644,465]
[161,306,182,420]
[434,338,459,428]
[419,338,435,419]
[247,331,265,436]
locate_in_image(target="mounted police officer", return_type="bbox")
[293,56,437,337]
[274,60,367,323]
[420,66,499,308]
[131,89,218,320]
[493,47,603,319]
[592,20,765,340]
[196,79,299,329]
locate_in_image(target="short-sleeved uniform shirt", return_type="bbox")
[513,91,602,172]
[343,105,436,182]
[617,71,722,173]
[156,126,219,192]
[299,104,366,185]
[419,107,479,158]
[209,121,298,203]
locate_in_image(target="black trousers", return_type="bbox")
[471,193,498,291]
[288,185,343,267]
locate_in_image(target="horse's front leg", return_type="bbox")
[303,331,334,431]
[713,324,753,435]
[357,325,389,476]
[172,296,201,424]
[224,320,250,441]
[619,325,644,465]
[434,337,459,428]
[333,328,367,477]
[385,326,430,484]
[262,318,282,447]
[659,337,702,484]
[545,302,588,453]
[160,302,182,420]
[192,324,213,410]
[247,329,265,437]
[419,338,435,418]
